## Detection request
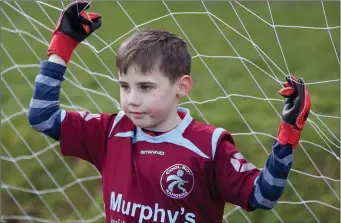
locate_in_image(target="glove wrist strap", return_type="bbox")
[47,32,78,64]
[277,121,301,149]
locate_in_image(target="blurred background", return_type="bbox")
[1,1,340,223]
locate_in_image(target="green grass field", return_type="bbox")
[1,1,340,223]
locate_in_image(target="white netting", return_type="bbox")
[1,1,340,223]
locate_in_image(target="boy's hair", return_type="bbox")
[116,28,191,82]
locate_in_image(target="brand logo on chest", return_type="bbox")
[140,150,165,155]
[160,164,194,199]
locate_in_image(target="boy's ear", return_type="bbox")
[177,75,192,98]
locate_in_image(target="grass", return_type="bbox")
[1,1,340,223]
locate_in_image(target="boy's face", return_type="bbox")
[118,65,188,131]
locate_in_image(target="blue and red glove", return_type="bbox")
[277,75,311,149]
[47,1,102,63]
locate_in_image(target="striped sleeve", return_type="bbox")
[249,140,293,210]
[28,60,67,141]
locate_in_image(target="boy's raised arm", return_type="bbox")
[28,1,102,140]
[248,75,311,210]
[28,2,109,171]
[213,75,311,211]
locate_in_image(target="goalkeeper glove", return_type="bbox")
[47,1,102,64]
[277,75,311,149]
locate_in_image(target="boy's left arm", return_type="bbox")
[250,75,311,210]
[212,75,311,211]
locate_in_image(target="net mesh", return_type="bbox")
[1,1,340,223]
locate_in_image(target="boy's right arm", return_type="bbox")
[28,57,67,141]
[28,1,108,171]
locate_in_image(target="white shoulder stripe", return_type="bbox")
[211,128,225,159]
[108,110,125,138]
[60,110,66,122]
[115,131,134,138]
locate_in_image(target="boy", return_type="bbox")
[28,2,311,223]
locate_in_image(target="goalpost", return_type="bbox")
[1,1,340,223]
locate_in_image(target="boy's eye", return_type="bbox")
[141,85,152,91]
[120,85,130,90]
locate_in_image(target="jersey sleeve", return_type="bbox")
[60,110,116,172]
[212,130,261,211]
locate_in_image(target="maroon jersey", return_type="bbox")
[60,107,260,223]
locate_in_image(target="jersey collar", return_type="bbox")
[136,107,193,140]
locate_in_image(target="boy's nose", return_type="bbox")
[127,91,141,106]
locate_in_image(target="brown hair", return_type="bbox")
[116,28,191,82]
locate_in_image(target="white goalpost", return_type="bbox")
[1,1,340,223]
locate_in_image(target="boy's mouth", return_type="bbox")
[130,112,144,114]
[130,112,146,118]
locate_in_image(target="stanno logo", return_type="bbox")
[140,150,165,156]
[160,164,194,199]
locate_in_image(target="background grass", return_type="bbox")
[1,1,340,223]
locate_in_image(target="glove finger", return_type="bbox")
[74,1,91,12]
[286,75,298,89]
[65,1,90,14]
[79,1,91,11]
[90,19,102,31]
[62,1,90,25]
[286,74,299,97]
[81,17,102,34]
[283,81,290,88]
[87,12,102,20]
[296,78,306,98]
[79,11,102,24]
[299,78,311,113]
[79,11,93,25]
[293,78,305,111]
[279,87,294,97]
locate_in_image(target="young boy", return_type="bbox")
[28,2,311,223]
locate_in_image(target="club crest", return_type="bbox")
[160,164,194,199]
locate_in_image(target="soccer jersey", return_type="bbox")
[60,108,260,223]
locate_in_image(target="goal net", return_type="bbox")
[1,1,340,223]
